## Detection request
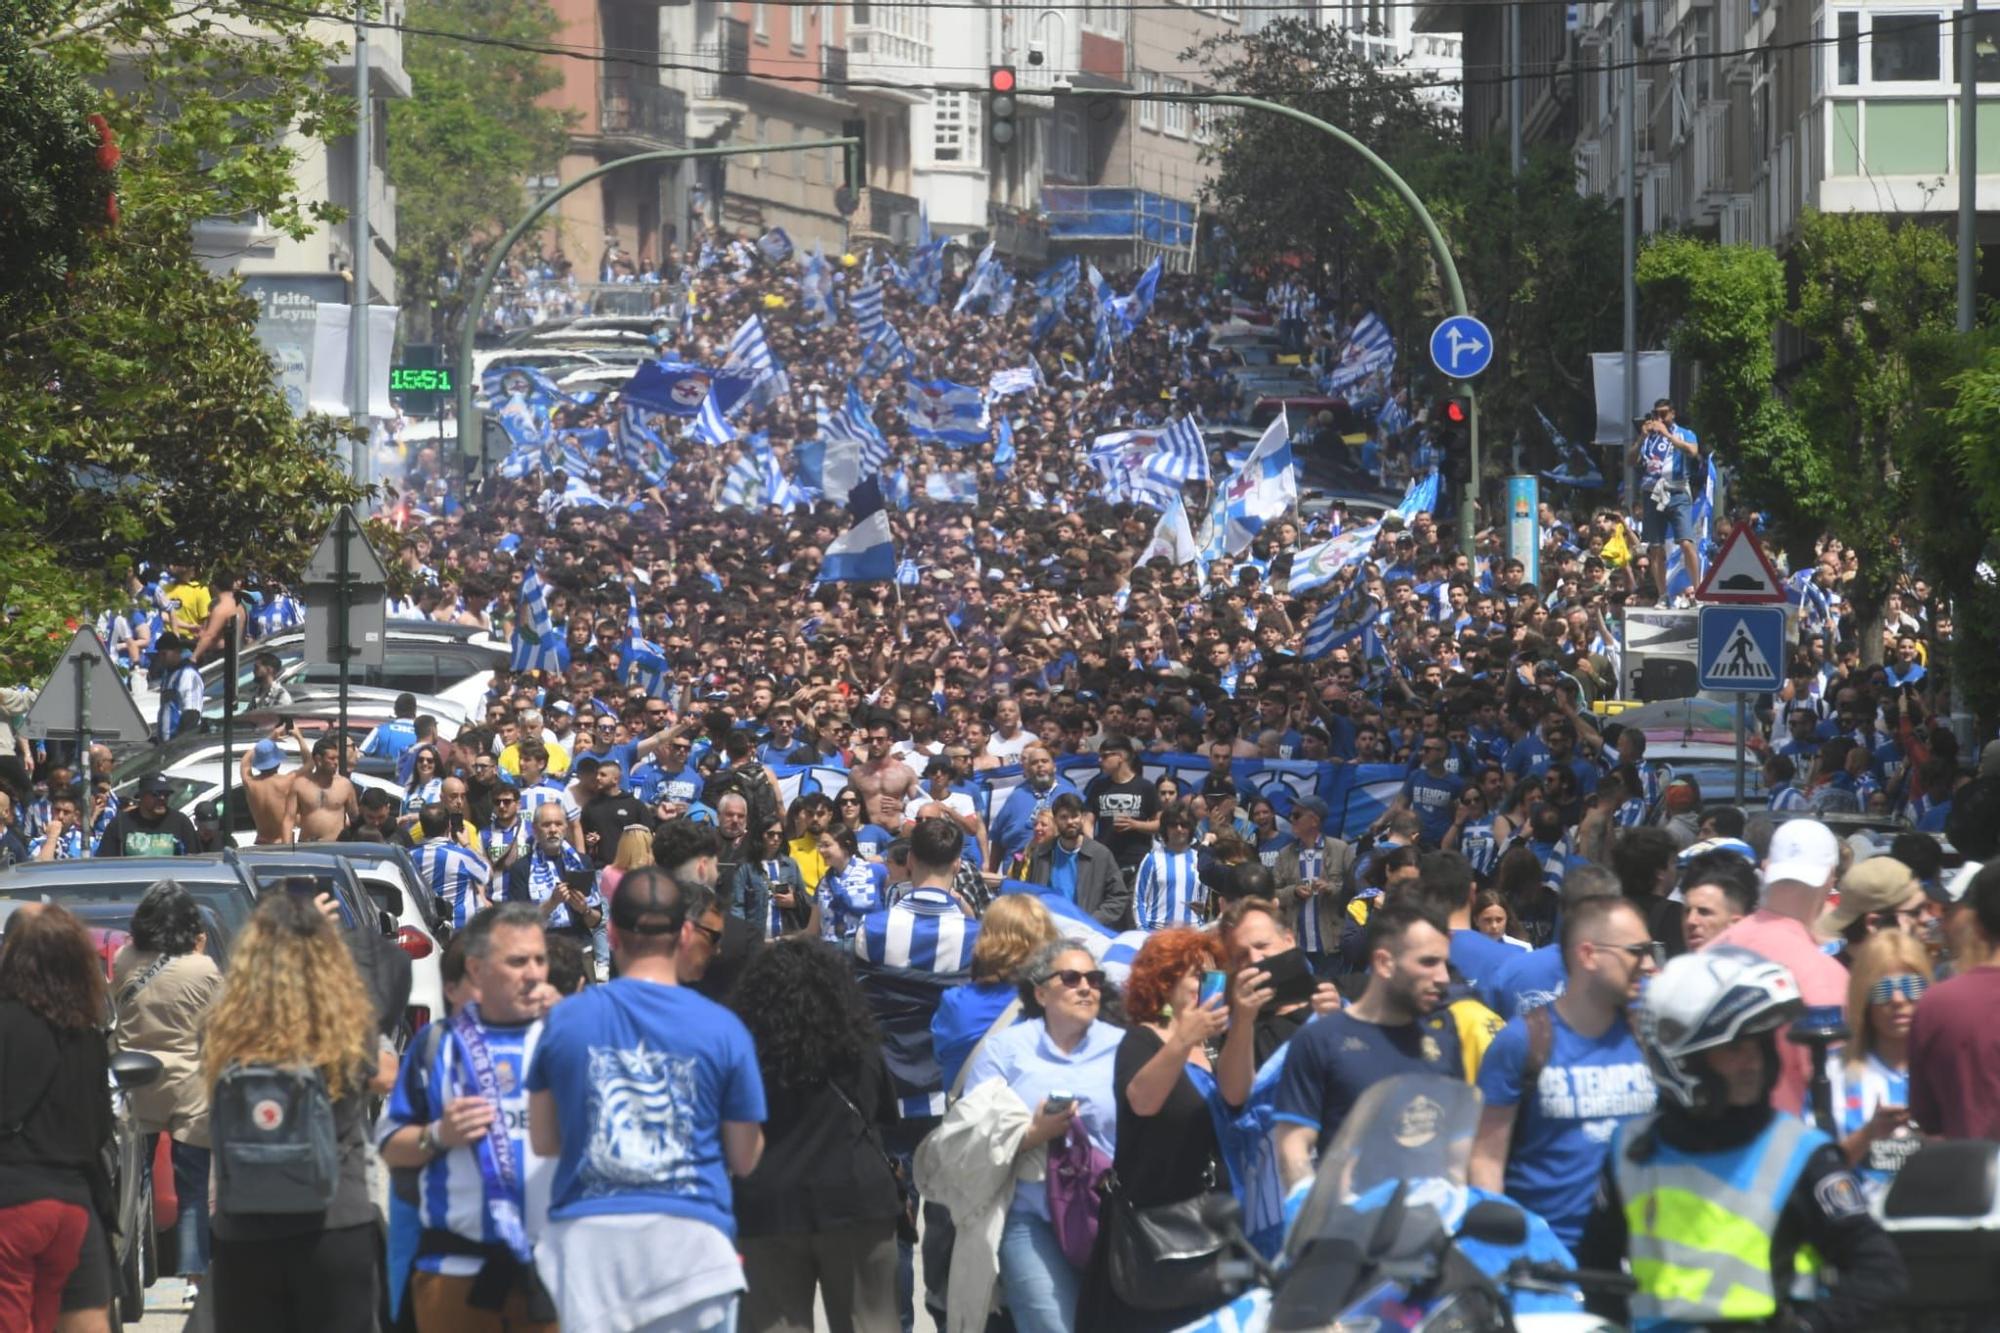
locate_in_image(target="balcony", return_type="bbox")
[853,186,920,245]
[599,77,688,148]
[695,16,749,101]
[987,201,1049,263]
[821,44,847,92]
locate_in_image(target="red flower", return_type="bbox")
[88,114,121,173]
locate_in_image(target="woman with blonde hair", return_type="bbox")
[1832,928,1932,1207]
[203,894,387,1331]
[931,894,1062,1092]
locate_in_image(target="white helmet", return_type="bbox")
[1637,946,1803,1114]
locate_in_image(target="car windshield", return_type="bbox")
[1284,1075,1481,1262]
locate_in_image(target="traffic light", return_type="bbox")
[1441,395,1470,427]
[988,66,1018,148]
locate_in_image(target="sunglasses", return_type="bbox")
[1044,968,1106,991]
[1869,974,1928,1004]
[1606,941,1668,966]
[690,920,724,946]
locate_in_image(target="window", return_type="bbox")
[932,90,971,163]
[1872,12,1942,81]
[1950,12,2000,80]
[1053,109,1086,178]
[790,2,806,46]
[1836,12,1860,83]
[1139,73,1160,129]
[1194,99,1214,143]
[753,2,767,38]
[1163,78,1188,136]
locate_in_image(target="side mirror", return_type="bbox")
[378,908,398,938]
[1459,1199,1528,1248]
[110,1050,164,1090]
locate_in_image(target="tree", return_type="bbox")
[0,0,116,317]
[1637,213,1958,666]
[0,0,364,678]
[388,0,570,345]
[1188,21,1622,458]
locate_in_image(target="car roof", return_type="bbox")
[0,854,247,886]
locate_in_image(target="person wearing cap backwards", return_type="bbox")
[1705,820,1852,1117]
[1576,946,1906,1331]
[239,720,308,844]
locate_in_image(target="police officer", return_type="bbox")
[1576,947,1906,1330]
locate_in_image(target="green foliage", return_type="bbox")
[388,0,569,343]
[1189,22,1622,446]
[0,0,115,315]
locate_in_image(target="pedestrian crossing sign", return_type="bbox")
[1697,605,1786,693]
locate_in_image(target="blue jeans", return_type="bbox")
[171,1140,211,1277]
[997,1211,1079,1333]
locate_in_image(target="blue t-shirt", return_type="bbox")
[1401,768,1466,846]
[1450,927,1521,993]
[822,859,888,941]
[1048,842,1080,901]
[1475,1008,1656,1247]
[930,980,1018,1092]
[1483,943,1567,1020]
[1273,1009,1463,1147]
[524,979,766,1236]
[853,822,896,861]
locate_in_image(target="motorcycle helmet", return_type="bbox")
[1637,945,1803,1115]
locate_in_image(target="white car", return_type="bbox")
[114,760,408,848]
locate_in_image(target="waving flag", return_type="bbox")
[617,402,675,483]
[1395,470,1440,521]
[719,450,765,510]
[821,384,891,483]
[900,379,988,447]
[1035,256,1081,303]
[924,469,979,505]
[818,476,897,583]
[755,227,794,264]
[622,361,746,418]
[994,412,1016,479]
[1323,311,1395,395]
[953,241,1000,314]
[861,323,913,377]
[1214,410,1296,554]
[1377,394,1412,439]
[1135,493,1201,569]
[692,391,734,447]
[1092,433,1177,511]
[509,565,570,674]
[988,365,1039,398]
[851,274,885,338]
[1145,413,1210,485]
[724,314,776,377]
[1288,523,1381,597]
[801,243,833,326]
[1663,455,1718,600]
[622,589,670,698]
[1107,255,1163,334]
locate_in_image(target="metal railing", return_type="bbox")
[821,44,847,89]
[694,17,749,99]
[600,77,688,146]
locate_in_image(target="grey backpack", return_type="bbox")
[210,1063,340,1214]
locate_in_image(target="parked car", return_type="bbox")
[299,841,448,1033]
[0,855,262,942]
[110,758,406,847]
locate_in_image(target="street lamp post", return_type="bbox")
[453,137,861,467]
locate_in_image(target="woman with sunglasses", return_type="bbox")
[398,746,446,820]
[833,786,895,862]
[955,940,1122,1333]
[1832,929,1931,1207]
[732,819,818,941]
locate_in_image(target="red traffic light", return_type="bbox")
[1443,397,1470,425]
[990,65,1017,93]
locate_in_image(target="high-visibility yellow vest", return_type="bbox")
[1611,1111,1829,1328]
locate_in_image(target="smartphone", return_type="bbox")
[1198,970,1229,1011]
[1042,1092,1077,1115]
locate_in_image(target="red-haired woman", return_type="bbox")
[1085,926,1231,1331]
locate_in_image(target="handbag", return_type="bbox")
[1103,1173,1236,1312]
[829,1081,919,1245]
[1045,1120,1111,1269]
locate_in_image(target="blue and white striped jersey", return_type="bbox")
[375,1017,550,1274]
[416,838,491,929]
[1133,844,1203,931]
[853,887,979,973]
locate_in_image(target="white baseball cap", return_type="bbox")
[1763,819,1841,890]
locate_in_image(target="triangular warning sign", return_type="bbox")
[1696,526,1787,604]
[1706,620,1776,682]
[20,627,153,743]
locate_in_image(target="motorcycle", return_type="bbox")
[1179,1073,1635,1333]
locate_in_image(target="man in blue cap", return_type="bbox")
[239,721,306,844]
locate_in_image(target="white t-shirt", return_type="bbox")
[984,728,1038,762]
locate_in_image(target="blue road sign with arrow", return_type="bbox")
[1429,315,1494,379]
[1698,605,1786,693]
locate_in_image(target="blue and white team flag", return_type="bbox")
[1134,493,1201,569]
[1377,393,1412,439]
[620,360,745,418]
[616,401,675,483]
[801,243,833,326]
[1395,470,1440,521]
[622,590,670,698]
[818,476,897,583]
[1663,455,1718,600]
[719,450,766,510]
[1035,255,1081,304]
[924,469,979,505]
[953,241,1001,314]
[691,391,735,447]
[1107,255,1163,333]
[1323,310,1395,394]
[988,364,1040,398]
[724,314,776,377]
[900,379,989,446]
[1288,522,1381,597]
[993,412,1016,479]
[850,273,885,339]
[860,323,913,376]
[821,384,891,483]
[1213,410,1297,554]
[509,565,570,674]
[1145,413,1210,485]
[755,227,794,264]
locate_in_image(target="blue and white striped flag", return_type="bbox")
[755,227,794,264]
[1288,523,1380,597]
[719,451,765,510]
[900,379,988,447]
[818,476,897,583]
[924,469,979,505]
[692,390,734,446]
[851,274,884,338]
[1145,413,1210,485]
[1035,255,1080,303]
[622,589,670,699]
[953,242,1000,314]
[1376,394,1412,438]
[617,401,675,483]
[510,565,570,674]
[724,314,776,377]
[822,384,891,479]
[1323,311,1395,394]
[988,364,1040,398]
[993,412,1016,479]
[861,323,912,377]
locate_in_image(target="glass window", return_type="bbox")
[1872,13,1942,82]
[1164,78,1189,136]
[1139,73,1160,129]
[1948,12,2000,80]
[790,2,806,46]
[933,90,967,163]
[754,2,767,37]
[1837,12,1859,85]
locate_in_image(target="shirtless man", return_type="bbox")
[239,723,308,844]
[289,737,358,841]
[850,720,917,829]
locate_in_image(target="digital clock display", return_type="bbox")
[389,367,453,392]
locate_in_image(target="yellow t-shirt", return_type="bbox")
[162,581,212,638]
[1450,996,1507,1082]
[498,740,571,778]
[789,834,827,893]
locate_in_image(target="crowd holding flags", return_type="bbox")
[509,565,570,673]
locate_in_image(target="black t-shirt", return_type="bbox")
[580,794,656,866]
[1112,1026,1224,1208]
[731,1045,904,1236]
[1254,1005,1311,1069]
[0,1001,113,1211]
[93,808,199,857]
[1083,775,1161,871]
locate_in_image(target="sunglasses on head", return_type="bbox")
[1870,974,1927,1004]
[1044,968,1106,991]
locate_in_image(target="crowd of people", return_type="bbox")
[1,223,1996,1333]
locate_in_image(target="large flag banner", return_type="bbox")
[1288,523,1381,597]
[818,476,897,583]
[1215,410,1296,554]
[1145,413,1210,485]
[620,361,752,418]
[900,379,989,446]
[1135,493,1200,568]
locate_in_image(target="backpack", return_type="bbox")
[704,762,780,830]
[210,1063,340,1215]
